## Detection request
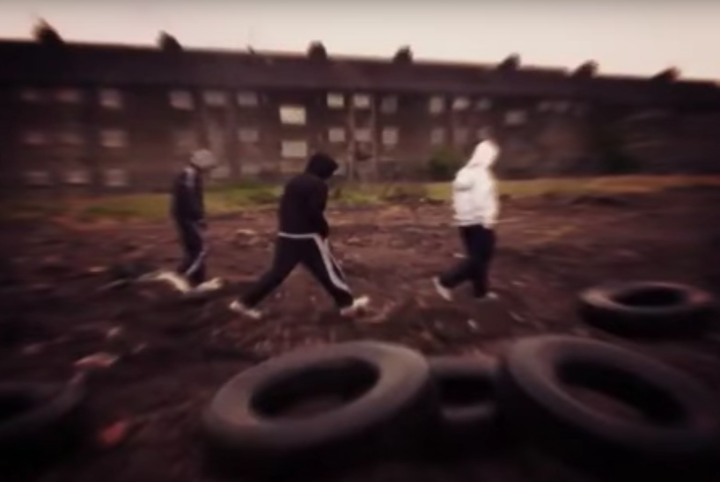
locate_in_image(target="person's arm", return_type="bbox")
[452,168,475,192]
[306,180,330,238]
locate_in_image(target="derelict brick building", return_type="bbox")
[2,29,720,193]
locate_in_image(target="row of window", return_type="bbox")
[19,123,495,157]
[23,168,129,188]
[17,87,583,116]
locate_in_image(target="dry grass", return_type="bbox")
[2,175,719,223]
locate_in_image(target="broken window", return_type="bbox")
[475,98,492,111]
[452,97,471,111]
[58,130,84,146]
[381,127,399,146]
[237,91,259,107]
[328,127,346,143]
[240,163,262,175]
[173,129,198,153]
[65,170,90,185]
[99,89,123,109]
[353,94,371,109]
[430,128,446,145]
[504,110,527,126]
[100,129,128,148]
[429,96,445,114]
[18,88,42,103]
[104,169,128,187]
[380,96,398,114]
[21,130,47,146]
[24,170,52,186]
[281,140,308,158]
[354,128,372,142]
[55,88,82,103]
[170,90,194,110]
[210,164,231,180]
[327,93,345,109]
[279,105,306,125]
[454,128,470,144]
[238,128,260,143]
[204,90,228,107]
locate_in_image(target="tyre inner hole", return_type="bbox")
[439,376,493,407]
[251,359,379,419]
[613,287,686,308]
[559,362,686,425]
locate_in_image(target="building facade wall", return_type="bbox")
[3,47,720,195]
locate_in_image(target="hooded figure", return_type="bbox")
[434,135,500,302]
[451,139,499,228]
[230,152,369,319]
[166,149,222,293]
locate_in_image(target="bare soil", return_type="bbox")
[1,188,720,482]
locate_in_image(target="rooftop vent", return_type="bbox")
[393,46,413,65]
[497,53,520,72]
[574,60,598,78]
[653,67,680,82]
[32,19,63,46]
[308,41,328,61]
[158,31,182,52]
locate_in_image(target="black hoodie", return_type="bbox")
[277,152,338,237]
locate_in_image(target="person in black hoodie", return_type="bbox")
[230,152,369,319]
[163,149,223,294]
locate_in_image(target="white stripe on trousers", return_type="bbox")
[184,223,207,277]
[277,232,351,293]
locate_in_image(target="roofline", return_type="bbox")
[2,36,718,85]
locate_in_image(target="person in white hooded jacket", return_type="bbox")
[434,129,500,302]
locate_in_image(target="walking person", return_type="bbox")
[434,128,501,302]
[229,152,369,320]
[163,148,223,294]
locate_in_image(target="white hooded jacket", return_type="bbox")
[451,140,500,228]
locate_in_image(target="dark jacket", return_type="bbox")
[170,166,205,223]
[277,153,338,237]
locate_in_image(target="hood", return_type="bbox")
[464,140,498,171]
[305,152,338,180]
[189,149,218,171]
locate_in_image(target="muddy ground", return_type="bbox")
[1,187,720,482]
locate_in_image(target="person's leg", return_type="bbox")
[174,220,206,288]
[299,236,356,309]
[435,226,477,299]
[231,237,300,317]
[468,227,497,299]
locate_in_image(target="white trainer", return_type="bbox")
[156,271,192,293]
[192,277,224,293]
[228,300,263,320]
[476,292,499,303]
[339,296,370,317]
[433,277,453,302]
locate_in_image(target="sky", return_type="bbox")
[1,0,719,81]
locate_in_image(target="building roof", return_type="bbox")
[1,38,719,108]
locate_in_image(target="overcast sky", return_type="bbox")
[2,0,718,80]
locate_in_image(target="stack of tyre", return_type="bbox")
[202,282,720,481]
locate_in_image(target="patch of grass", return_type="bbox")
[4,175,720,223]
[427,175,720,200]
[378,183,430,203]
[0,198,68,222]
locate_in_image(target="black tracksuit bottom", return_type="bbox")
[175,219,206,287]
[241,234,354,309]
[438,224,496,298]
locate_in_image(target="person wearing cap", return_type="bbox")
[165,148,223,294]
